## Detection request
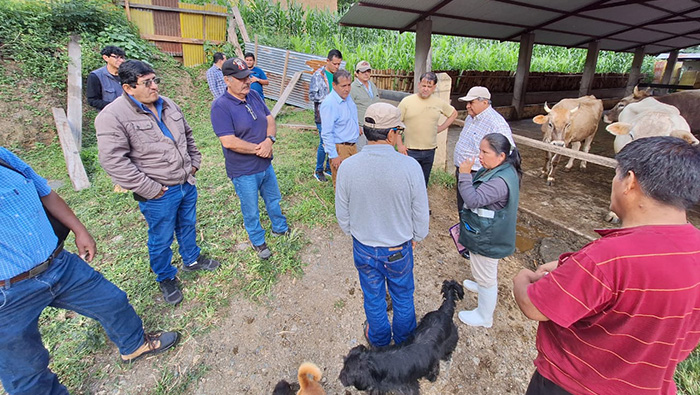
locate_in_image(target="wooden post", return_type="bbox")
[52,108,91,191]
[67,34,82,150]
[625,46,645,95]
[280,50,290,96]
[231,6,250,43]
[660,49,679,94]
[254,34,258,61]
[579,40,600,97]
[125,0,131,21]
[414,19,432,93]
[512,32,534,119]
[272,71,302,118]
[227,15,244,58]
[434,72,452,172]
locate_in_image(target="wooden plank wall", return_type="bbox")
[126,1,227,66]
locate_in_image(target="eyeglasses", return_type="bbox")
[391,127,404,136]
[133,77,161,88]
[245,103,257,120]
[357,69,371,73]
[109,54,125,60]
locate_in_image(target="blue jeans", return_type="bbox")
[0,250,144,395]
[315,123,331,173]
[138,183,201,283]
[353,238,416,347]
[407,148,436,187]
[231,164,288,246]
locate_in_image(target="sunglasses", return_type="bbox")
[133,77,161,88]
[357,69,372,73]
[391,127,404,136]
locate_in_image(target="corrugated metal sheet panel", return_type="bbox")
[244,43,347,109]
[130,0,154,35]
[204,4,227,42]
[180,3,205,66]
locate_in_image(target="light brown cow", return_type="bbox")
[604,86,700,134]
[532,95,604,185]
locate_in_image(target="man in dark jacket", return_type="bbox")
[86,46,126,111]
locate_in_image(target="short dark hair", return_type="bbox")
[327,49,342,61]
[483,133,522,182]
[333,69,351,84]
[101,45,125,58]
[419,72,437,84]
[119,60,155,87]
[213,52,226,63]
[615,136,700,210]
[244,52,255,60]
[363,125,393,142]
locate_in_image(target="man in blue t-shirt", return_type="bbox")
[210,58,289,260]
[0,147,179,394]
[244,52,269,100]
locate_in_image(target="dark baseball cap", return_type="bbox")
[221,57,252,78]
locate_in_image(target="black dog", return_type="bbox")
[338,280,464,394]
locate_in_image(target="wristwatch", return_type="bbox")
[267,135,276,143]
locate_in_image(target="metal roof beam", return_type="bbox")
[400,0,454,32]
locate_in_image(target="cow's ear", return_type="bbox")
[606,122,631,135]
[533,115,547,124]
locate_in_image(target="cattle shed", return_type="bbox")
[339,0,700,118]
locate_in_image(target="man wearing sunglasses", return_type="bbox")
[87,45,126,111]
[335,103,429,348]
[210,58,289,261]
[96,60,220,306]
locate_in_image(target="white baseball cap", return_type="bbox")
[459,86,491,102]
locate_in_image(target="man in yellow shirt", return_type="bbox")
[397,72,458,187]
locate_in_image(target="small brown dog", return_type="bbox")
[272,362,325,395]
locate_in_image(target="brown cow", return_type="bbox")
[532,95,604,186]
[604,86,700,134]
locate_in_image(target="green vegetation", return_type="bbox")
[236,0,656,77]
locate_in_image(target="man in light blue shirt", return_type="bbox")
[320,69,360,186]
[0,147,179,395]
[336,103,429,347]
[206,52,227,99]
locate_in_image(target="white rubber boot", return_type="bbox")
[458,285,498,328]
[462,279,478,293]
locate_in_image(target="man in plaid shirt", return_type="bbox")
[453,86,514,211]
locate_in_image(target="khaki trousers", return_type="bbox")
[331,143,357,187]
[469,251,499,288]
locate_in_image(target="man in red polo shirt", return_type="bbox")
[513,136,700,395]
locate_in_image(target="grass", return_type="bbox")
[3,62,336,394]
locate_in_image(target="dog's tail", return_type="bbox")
[439,280,465,318]
[298,362,323,392]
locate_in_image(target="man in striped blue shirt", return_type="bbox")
[453,86,514,211]
[0,147,179,395]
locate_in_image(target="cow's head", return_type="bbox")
[533,102,579,146]
[603,86,651,123]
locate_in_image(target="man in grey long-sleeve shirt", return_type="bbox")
[335,103,429,348]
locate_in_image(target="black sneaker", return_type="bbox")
[324,168,332,177]
[253,243,272,260]
[461,250,470,260]
[158,278,183,305]
[272,227,291,237]
[181,255,220,272]
[313,171,327,182]
[120,331,180,364]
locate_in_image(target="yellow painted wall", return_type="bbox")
[130,0,154,35]
[179,3,227,67]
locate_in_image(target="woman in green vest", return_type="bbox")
[457,133,521,328]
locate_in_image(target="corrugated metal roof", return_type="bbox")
[339,0,700,55]
[244,43,347,109]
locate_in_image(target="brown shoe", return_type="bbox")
[120,331,180,364]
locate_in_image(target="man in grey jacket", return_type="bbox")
[335,103,429,347]
[95,60,220,305]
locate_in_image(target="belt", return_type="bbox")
[337,142,356,146]
[0,242,64,287]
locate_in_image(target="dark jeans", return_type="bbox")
[525,370,572,395]
[138,183,201,282]
[407,148,435,188]
[0,250,144,395]
[315,123,331,173]
[353,238,416,347]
